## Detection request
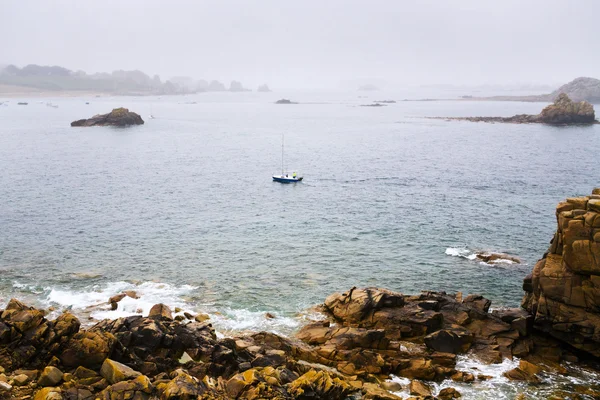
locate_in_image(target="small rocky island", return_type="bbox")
[0,190,599,399]
[71,108,144,127]
[275,99,298,104]
[435,93,597,125]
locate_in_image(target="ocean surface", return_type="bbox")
[1,92,599,333]
[2,91,599,398]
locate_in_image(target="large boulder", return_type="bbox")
[522,189,600,358]
[537,93,595,124]
[60,330,116,369]
[71,107,144,127]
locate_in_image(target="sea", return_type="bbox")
[1,90,599,398]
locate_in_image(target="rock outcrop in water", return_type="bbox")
[523,188,600,358]
[435,93,597,125]
[71,107,144,127]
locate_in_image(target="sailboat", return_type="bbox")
[272,136,303,183]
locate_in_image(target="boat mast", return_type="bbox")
[281,134,284,175]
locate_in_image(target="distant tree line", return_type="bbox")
[0,64,269,94]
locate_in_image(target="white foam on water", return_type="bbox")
[43,281,198,322]
[209,308,301,337]
[445,247,472,258]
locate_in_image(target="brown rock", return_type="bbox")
[409,380,431,397]
[60,331,116,368]
[287,369,356,400]
[100,359,142,384]
[423,329,473,354]
[37,366,63,387]
[71,108,144,127]
[519,360,541,376]
[34,387,63,400]
[523,189,600,359]
[504,367,541,383]
[194,313,210,323]
[12,373,30,386]
[159,369,202,399]
[438,387,462,400]
[148,303,173,319]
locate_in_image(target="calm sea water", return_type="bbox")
[0,92,599,335]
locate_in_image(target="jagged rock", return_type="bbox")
[34,387,63,400]
[71,108,144,127]
[409,380,432,397]
[538,93,595,124]
[504,367,541,383]
[258,84,271,92]
[157,369,203,399]
[475,252,522,264]
[60,330,116,369]
[438,387,462,400]
[99,375,153,400]
[423,329,473,354]
[362,382,402,400]
[37,366,63,387]
[100,358,142,384]
[148,303,173,320]
[194,313,210,323]
[522,189,600,358]
[0,381,11,393]
[287,369,356,400]
[12,373,30,386]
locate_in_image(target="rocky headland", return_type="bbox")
[71,108,144,127]
[1,190,599,399]
[471,77,600,103]
[433,94,597,125]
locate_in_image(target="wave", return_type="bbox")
[445,247,477,260]
[445,247,522,266]
[9,280,318,337]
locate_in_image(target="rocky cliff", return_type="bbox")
[71,108,144,127]
[522,188,600,358]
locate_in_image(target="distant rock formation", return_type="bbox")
[547,77,600,103]
[522,188,600,358]
[360,103,386,107]
[257,84,271,92]
[229,80,249,92]
[275,99,298,104]
[434,94,597,125]
[471,77,600,103]
[71,108,144,127]
[208,80,226,91]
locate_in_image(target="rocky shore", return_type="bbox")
[1,190,600,399]
[71,108,144,127]
[432,94,597,125]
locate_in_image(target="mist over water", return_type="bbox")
[1,92,598,333]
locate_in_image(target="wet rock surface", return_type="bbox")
[71,107,144,127]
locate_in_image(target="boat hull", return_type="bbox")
[273,175,303,183]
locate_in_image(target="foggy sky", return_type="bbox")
[1,0,598,89]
